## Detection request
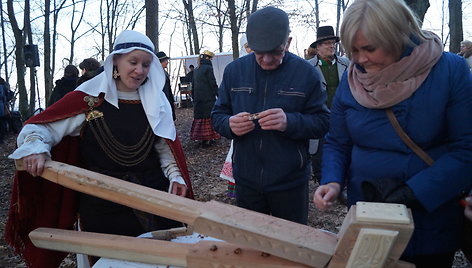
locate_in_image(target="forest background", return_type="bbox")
[0,0,471,120]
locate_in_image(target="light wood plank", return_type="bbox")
[328,204,414,268]
[29,228,312,267]
[346,228,398,268]
[29,227,189,267]
[17,160,336,267]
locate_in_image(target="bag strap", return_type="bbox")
[385,108,434,166]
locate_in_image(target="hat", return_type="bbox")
[310,26,340,48]
[156,51,170,60]
[246,7,290,53]
[201,50,215,57]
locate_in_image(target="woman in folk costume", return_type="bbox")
[190,50,220,147]
[313,0,472,267]
[5,30,194,268]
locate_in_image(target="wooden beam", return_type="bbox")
[29,228,312,267]
[16,160,336,267]
[29,227,189,267]
[328,202,414,268]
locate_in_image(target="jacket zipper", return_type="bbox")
[259,78,269,186]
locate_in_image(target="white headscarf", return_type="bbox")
[75,30,176,141]
[239,34,249,57]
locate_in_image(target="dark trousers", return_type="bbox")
[401,252,455,268]
[235,181,309,225]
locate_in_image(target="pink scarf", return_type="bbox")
[348,31,443,109]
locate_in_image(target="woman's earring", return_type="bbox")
[112,67,120,79]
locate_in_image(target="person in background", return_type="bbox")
[190,49,220,147]
[459,39,472,71]
[157,51,176,121]
[219,33,253,198]
[304,46,317,60]
[212,7,329,224]
[307,26,350,180]
[76,57,101,86]
[185,64,195,85]
[313,0,472,267]
[5,30,194,267]
[47,64,79,106]
[0,76,8,144]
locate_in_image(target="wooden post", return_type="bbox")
[328,202,415,268]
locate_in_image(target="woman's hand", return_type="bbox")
[170,182,187,197]
[313,182,341,210]
[22,153,50,177]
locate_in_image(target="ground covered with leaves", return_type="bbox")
[0,107,470,267]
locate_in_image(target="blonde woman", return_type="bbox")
[314,0,472,267]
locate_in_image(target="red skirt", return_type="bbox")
[190,118,220,141]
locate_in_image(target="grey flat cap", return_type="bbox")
[246,7,290,53]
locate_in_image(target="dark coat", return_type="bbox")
[48,76,78,107]
[163,71,176,120]
[192,59,218,119]
[212,52,329,192]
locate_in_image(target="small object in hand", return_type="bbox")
[234,248,242,254]
[247,113,259,121]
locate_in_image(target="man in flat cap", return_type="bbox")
[211,6,329,224]
[307,26,350,180]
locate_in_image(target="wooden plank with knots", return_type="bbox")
[16,160,336,267]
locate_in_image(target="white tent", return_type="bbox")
[170,52,234,87]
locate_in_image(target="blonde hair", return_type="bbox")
[340,0,426,59]
[461,40,472,49]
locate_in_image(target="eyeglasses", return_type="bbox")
[322,40,337,46]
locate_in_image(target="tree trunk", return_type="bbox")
[228,0,238,59]
[404,0,429,24]
[448,0,463,53]
[25,0,37,113]
[7,0,28,118]
[182,0,199,54]
[145,0,159,51]
[44,0,53,104]
[0,0,9,84]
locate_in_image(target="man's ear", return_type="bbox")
[285,37,293,51]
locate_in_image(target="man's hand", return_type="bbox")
[22,153,50,177]
[257,108,287,132]
[229,112,255,136]
[313,182,341,211]
[170,182,187,197]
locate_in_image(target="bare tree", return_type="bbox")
[0,0,9,83]
[146,0,159,50]
[43,0,53,103]
[24,0,38,113]
[7,0,28,118]
[67,0,88,64]
[182,0,199,55]
[449,0,463,53]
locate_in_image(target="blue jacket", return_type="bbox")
[322,52,472,257]
[211,52,329,192]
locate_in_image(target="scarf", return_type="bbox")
[348,31,443,109]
